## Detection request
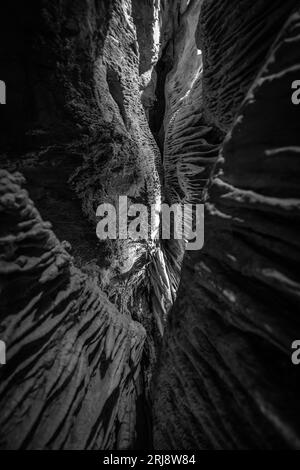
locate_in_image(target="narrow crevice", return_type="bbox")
[147,40,174,153]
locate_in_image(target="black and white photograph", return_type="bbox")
[0,0,300,456]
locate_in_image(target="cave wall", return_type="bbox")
[0,0,166,450]
[1,0,300,451]
[153,0,300,449]
[0,0,189,450]
[0,0,162,278]
[162,0,221,205]
[0,170,146,449]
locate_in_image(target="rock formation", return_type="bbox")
[0,0,300,450]
[0,170,146,449]
[154,0,300,450]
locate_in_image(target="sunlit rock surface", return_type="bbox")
[162,0,220,205]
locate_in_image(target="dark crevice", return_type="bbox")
[147,41,174,153]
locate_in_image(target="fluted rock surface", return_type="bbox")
[0,171,146,449]
[162,0,220,205]
[1,0,300,451]
[0,0,185,449]
[197,0,298,132]
[154,1,300,449]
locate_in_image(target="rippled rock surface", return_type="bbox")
[0,171,146,449]
[1,0,300,450]
[154,1,300,450]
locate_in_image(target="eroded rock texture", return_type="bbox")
[162,0,220,205]
[0,0,188,450]
[1,0,300,451]
[0,170,146,449]
[0,0,167,450]
[154,1,300,450]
